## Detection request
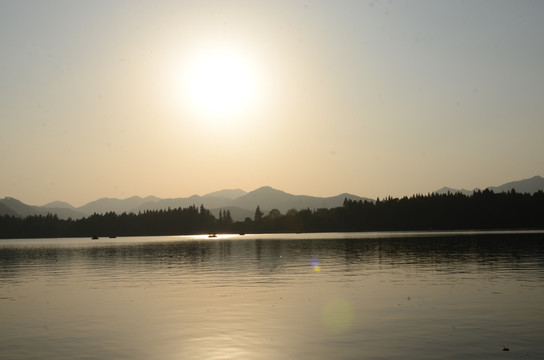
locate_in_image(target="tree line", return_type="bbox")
[1,189,543,239]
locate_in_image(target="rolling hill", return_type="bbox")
[2,176,542,221]
[0,187,369,221]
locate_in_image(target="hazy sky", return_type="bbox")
[1,0,543,206]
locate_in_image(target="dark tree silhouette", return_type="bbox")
[1,190,543,239]
[254,206,263,223]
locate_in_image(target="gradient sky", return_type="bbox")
[1,0,543,207]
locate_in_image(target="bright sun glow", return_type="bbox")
[182,47,260,117]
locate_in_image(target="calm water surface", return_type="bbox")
[1,231,543,359]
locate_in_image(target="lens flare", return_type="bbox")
[311,259,321,272]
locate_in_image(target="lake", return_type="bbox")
[1,231,543,359]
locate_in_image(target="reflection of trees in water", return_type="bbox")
[134,242,213,265]
[1,234,543,281]
[333,234,544,273]
[0,246,75,279]
[0,242,214,279]
[239,234,544,273]
[253,239,283,274]
[217,240,231,260]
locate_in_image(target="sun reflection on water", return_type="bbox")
[2,233,544,359]
[183,334,252,360]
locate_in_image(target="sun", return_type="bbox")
[181,47,260,117]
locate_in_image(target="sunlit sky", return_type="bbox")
[1,1,543,207]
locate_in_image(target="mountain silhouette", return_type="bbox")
[230,186,370,214]
[78,195,161,215]
[128,187,369,220]
[203,189,247,199]
[42,201,77,210]
[0,202,18,217]
[488,175,544,194]
[0,197,84,219]
[0,187,369,221]
[131,195,233,214]
[435,175,544,195]
[0,197,41,217]
[2,176,542,221]
[434,187,474,196]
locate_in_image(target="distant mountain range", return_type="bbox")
[0,186,371,221]
[2,176,543,221]
[434,175,544,196]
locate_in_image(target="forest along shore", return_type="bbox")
[1,190,543,239]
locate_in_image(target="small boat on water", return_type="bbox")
[91,236,99,240]
[208,234,217,238]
